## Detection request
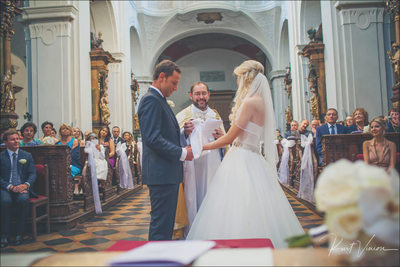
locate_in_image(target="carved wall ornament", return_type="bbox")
[196,12,222,24]
[340,8,384,29]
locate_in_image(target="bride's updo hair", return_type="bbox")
[229,60,264,123]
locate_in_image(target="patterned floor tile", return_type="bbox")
[1,186,323,253]
[43,238,74,246]
[80,237,110,246]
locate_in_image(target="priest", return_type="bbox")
[175,81,227,234]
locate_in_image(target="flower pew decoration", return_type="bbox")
[42,136,55,145]
[314,159,399,264]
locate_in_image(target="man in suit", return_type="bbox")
[1,130,36,248]
[315,108,350,165]
[112,126,125,145]
[138,60,193,240]
[285,120,300,138]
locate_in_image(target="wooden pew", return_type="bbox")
[1,145,81,230]
[321,133,400,167]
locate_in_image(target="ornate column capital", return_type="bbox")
[21,5,78,22]
[27,22,71,45]
[268,70,287,82]
[336,1,385,29]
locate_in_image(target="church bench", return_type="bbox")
[321,132,400,168]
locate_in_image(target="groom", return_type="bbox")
[138,60,193,240]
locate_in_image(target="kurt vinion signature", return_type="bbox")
[326,234,399,257]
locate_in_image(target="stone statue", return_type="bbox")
[134,114,140,130]
[307,65,320,120]
[100,91,110,125]
[285,106,292,125]
[1,71,15,113]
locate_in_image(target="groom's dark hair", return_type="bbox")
[153,60,181,81]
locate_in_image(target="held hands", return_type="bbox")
[184,120,194,137]
[185,145,194,161]
[212,129,224,139]
[10,184,28,194]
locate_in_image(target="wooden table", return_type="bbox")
[31,248,343,266]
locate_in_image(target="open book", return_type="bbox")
[108,240,216,267]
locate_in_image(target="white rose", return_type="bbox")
[315,159,361,211]
[354,161,391,190]
[167,100,175,108]
[326,205,362,241]
[359,187,399,246]
[19,159,27,164]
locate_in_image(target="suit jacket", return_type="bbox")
[112,137,125,145]
[315,123,350,156]
[138,88,183,185]
[0,149,36,190]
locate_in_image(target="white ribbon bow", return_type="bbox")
[85,141,102,214]
[297,134,315,202]
[116,143,134,189]
[278,139,295,186]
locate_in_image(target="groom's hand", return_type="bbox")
[185,146,194,161]
[212,129,224,139]
[184,120,194,137]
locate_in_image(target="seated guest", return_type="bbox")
[98,126,116,168]
[363,117,396,173]
[386,108,399,133]
[299,120,312,137]
[310,119,320,137]
[112,126,125,145]
[1,130,36,248]
[73,127,85,147]
[344,116,354,127]
[56,123,81,182]
[285,120,300,138]
[275,129,283,141]
[20,122,42,146]
[40,121,58,143]
[316,108,350,165]
[51,128,57,138]
[348,107,369,133]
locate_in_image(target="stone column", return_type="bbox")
[333,0,388,118]
[22,1,92,131]
[269,70,287,132]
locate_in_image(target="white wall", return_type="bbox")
[170,49,249,114]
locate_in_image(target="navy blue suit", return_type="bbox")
[315,123,350,165]
[138,88,184,240]
[0,149,36,237]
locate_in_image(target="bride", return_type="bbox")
[186,60,304,248]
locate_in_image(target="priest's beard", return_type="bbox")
[193,99,208,111]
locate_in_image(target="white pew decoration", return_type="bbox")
[297,134,314,202]
[84,141,102,214]
[278,138,295,185]
[116,142,134,189]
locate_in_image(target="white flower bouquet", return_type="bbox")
[42,136,55,145]
[314,159,399,263]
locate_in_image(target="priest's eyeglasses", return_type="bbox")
[193,92,208,96]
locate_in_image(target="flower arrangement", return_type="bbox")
[314,159,399,263]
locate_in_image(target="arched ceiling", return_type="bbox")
[158,33,269,72]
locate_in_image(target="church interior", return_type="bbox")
[0,0,399,266]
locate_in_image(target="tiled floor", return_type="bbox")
[1,186,323,253]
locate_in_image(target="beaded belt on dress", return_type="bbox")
[233,141,260,154]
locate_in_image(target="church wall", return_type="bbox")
[170,49,249,114]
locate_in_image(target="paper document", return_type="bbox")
[109,240,216,267]
[202,118,222,137]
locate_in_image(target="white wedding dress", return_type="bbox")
[186,105,304,248]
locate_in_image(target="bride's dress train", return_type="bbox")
[186,121,304,248]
